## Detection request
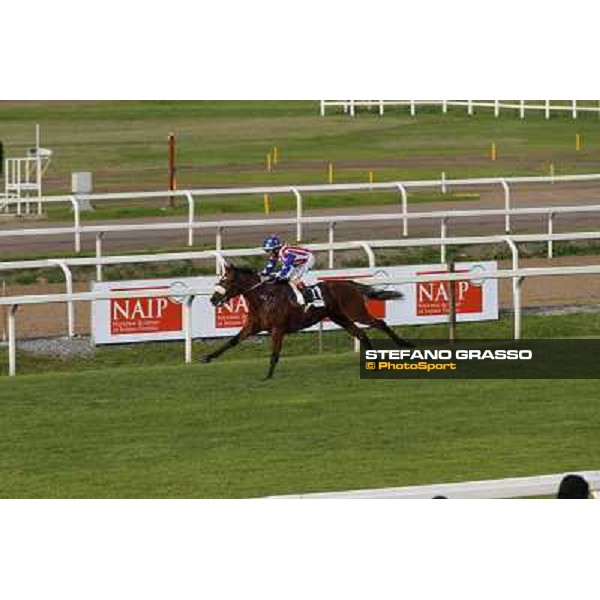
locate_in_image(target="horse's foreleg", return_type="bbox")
[264,328,285,380]
[201,322,256,363]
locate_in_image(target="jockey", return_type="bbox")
[260,235,320,307]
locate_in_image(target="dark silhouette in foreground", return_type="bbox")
[556,474,591,499]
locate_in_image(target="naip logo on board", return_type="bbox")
[111,286,183,335]
[416,269,483,316]
[215,295,249,328]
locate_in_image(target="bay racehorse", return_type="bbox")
[204,263,413,379]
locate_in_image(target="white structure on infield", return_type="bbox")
[1,124,52,215]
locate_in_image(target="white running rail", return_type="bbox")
[320,100,600,119]
[2,178,600,253]
[267,470,600,499]
[2,230,600,340]
[2,262,600,376]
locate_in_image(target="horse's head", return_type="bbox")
[210,263,259,307]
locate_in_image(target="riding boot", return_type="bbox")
[289,281,307,309]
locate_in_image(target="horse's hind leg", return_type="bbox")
[329,313,374,349]
[264,327,285,380]
[368,318,414,348]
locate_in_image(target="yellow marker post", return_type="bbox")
[576,133,582,151]
[272,147,278,166]
[263,194,270,215]
[491,143,497,161]
[368,171,374,186]
[328,162,334,184]
[266,153,272,172]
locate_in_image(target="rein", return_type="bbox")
[216,277,266,306]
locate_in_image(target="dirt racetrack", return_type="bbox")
[2,181,600,257]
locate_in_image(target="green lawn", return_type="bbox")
[0,353,598,498]
[0,312,599,498]
[2,100,600,196]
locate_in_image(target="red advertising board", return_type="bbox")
[416,270,483,316]
[110,286,182,335]
[215,295,249,328]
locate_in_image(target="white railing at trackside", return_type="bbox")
[267,470,600,499]
[2,261,600,376]
[2,173,600,253]
[319,100,600,119]
[3,229,600,339]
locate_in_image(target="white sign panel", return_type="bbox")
[91,262,498,345]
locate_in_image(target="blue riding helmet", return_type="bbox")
[263,235,283,252]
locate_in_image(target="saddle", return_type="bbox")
[299,283,325,307]
[271,280,325,308]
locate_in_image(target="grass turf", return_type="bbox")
[0,353,598,498]
[3,100,600,197]
[0,312,599,498]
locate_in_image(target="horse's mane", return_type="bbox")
[231,265,257,275]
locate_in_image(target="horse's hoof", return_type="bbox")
[200,355,212,364]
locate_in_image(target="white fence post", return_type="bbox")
[69,195,81,253]
[499,178,511,233]
[51,260,75,338]
[319,100,325,117]
[95,232,104,281]
[396,183,408,237]
[215,228,224,273]
[184,295,194,364]
[520,100,525,119]
[440,218,448,263]
[503,237,521,341]
[410,100,416,117]
[494,99,500,118]
[548,212,555,259]
[468,100,473,116]
[349,100,355,117]
[328,222,336,268]
[291,187,303,242]
[185,191,195,247]
[545,100,550,119]
[572,100,577,119]
[379,100,384,116]
[442,100,448,114]
[514,277,524,340]
[8,304,18,376]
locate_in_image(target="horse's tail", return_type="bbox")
[351,282,404,301]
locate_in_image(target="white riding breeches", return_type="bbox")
[288,254,315,282]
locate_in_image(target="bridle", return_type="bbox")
[213,274,267,306]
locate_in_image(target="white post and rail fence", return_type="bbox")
[2,262,600,377]
[319,100,600,119]
[2,173,600,252]
[2,229,600,340]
